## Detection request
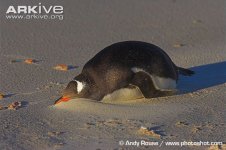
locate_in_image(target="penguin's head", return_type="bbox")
[54,80,87,104]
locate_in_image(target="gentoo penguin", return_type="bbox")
[55,41,194,104]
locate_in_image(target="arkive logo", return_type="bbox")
[6,3,63,14]
[5,3,64,20]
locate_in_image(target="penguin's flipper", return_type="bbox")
[131,72,176,98]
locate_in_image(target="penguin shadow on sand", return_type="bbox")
[177,61,226,94]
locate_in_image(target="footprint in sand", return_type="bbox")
[47,131,65,148]
[48,131,64,137]
[84,118,145,130]
[175,121,189,127]
[54,142,65,148]
[40,82,65,90]
[191,122,225,134]
[191,125,202,133]
[83,118,165,139]
[83,119,124,129]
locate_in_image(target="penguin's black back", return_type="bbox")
[78,41,178,98]
[83,41,177,79]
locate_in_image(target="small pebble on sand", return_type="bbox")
[0,93,4,99]
[173,43,185,48]
[53,64,69,71]
[138,126,161,139]
[0,105,4,110]
[8,101,22,110]
[24,59,35,64]
[192,19,202,24]
[48,131,64,137]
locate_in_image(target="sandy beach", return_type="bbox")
[0,0,225,149]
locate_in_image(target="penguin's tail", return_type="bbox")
[177,67,195,76]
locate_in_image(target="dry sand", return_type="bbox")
[0,0,225,149]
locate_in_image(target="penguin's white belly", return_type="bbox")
[101,86,144,103]
[131,67,176,91]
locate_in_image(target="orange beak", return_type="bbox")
[54,96,71,105]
